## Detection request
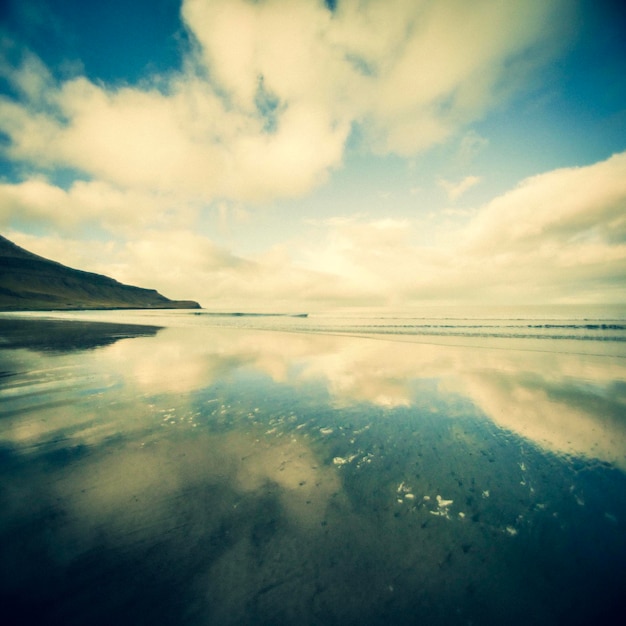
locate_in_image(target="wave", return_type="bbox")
[194,311,308,318]
[192,308,626,344]
[333,323,626,331]
[292,326,625,342]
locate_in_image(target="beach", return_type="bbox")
[1,310,625,625]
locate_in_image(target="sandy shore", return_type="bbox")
[1,315,625,625]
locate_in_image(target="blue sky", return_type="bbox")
[1,0,625,309]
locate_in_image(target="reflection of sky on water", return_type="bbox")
[1,319,626,624]
[4,323,623,468]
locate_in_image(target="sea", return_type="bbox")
[1,305,625,625]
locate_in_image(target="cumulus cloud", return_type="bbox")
[0,178,198,233]
[7,227,348,308]
[5,150,626,307]
[299,151,626,305]
[5,0,612,308]
[0,0,569,205]
[464,152,626,251]
[0,58,348,204]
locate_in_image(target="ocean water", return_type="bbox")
[1,307,625,625]
[194,304,626,348]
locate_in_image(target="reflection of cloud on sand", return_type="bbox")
[114,326,626,469]
[1,426,346,623]
[3,320,626,474]
[3,322,626,624]
[0,326,343,452]
[295,336,626,468]
[458,370,626,470]
[104,328,247,394]
[52,430,340,545]
[229,433,341,528]
[103,326,340,392]
[214,329,339,384]
[300,341,434,407]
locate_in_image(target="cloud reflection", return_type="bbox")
[1,322,625,471]
[2,320,626,625]
[300,337,626,468]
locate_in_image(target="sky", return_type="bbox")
[1,0,625,311]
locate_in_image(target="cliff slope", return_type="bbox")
[0,235,200,310]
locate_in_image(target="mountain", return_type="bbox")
[0,234,201,310]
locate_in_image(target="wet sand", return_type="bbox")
[1,316,625,625]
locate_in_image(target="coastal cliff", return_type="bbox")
[0,234,201,311]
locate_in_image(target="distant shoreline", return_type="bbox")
[0,305,202,312]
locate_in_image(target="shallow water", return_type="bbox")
[1,312,625,625]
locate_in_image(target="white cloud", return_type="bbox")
[6,230,121,276]
[5,151,626,307]
[0,0,570,205]
[7,227,348,308]
[0,66,349,204]
[0,178,198,233]
[464,152,626,251]
[5,0,613,309]
[298,152,626,305]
